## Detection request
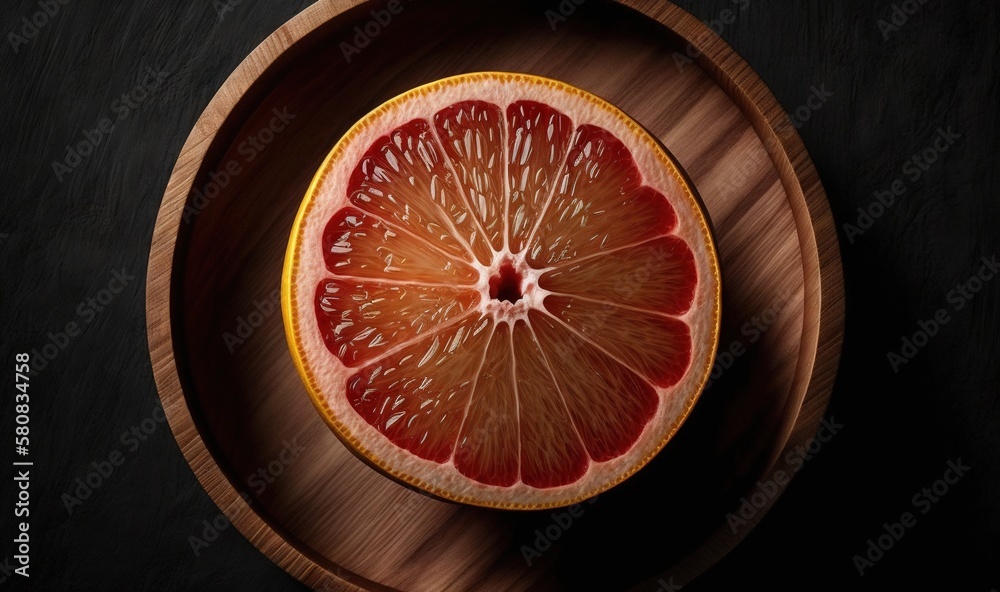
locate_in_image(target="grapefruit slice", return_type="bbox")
[282,73,720,509]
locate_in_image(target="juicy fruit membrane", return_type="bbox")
[283,73,720,509]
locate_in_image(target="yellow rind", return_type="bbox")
[281,72,722,511]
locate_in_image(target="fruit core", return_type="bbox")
[488,259,524,305]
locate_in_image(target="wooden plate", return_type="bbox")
[145,1,844,590]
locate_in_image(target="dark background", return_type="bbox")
[0,0,996,590]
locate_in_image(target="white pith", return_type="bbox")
[473,250,549,325]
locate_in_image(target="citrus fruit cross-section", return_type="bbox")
[282,73,720,510]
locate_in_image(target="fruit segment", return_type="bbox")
[511,321,589,488]
[322,207,479,283]
[506,101,574,253]
[347,118,493,265]
[454,323,519,486]
[528,185,678,267]
[434,101,507,252]
[528,309,658,462]
[543,295,691,388]
[538,236,697,315]
[315,279,480,367]
[525,124,644,267]
[347,313,494,463]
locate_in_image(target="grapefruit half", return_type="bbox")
[282,73,720,509]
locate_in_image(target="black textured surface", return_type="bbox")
[0,1,996,591]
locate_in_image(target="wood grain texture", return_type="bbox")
[145,1,844,590]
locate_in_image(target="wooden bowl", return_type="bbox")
[146,1,844,590]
